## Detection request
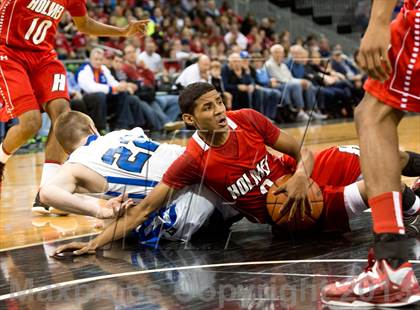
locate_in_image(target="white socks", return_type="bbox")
[40,162,61,187]
[344,182,368,219]
[0,143,11,164]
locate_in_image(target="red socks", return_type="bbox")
[370,192,405,235]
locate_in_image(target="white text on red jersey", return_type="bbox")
[226,156,270,200]
[27,0,65,20]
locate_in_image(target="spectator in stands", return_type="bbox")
[331,47,365,104]
[67,70,108,132]
[210,60,232,110]
[286,45,327,119]
[251,53,284,120]
[205,0,221,18]
[319,35,331,58]
[110,5,128,28]
[306,49,353,118]
[151,7,164,26]
[265,44,311,121]
[331,47,363,83]
[222,53,254,110]
[224,23,248,50]
[109,54,128,81]
[175,54,211,88]
[122,44,183,129]
[137,39,163,74]
[77,48,155,130]
[172,39,196,60]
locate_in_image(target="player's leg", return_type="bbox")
[29,57,70,213]
[0,49,42,186]
[322,93,420,306]
[31,57,70,187]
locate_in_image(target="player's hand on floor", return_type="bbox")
[124,19,149,37]
[274,173,312,221]
[357,24,392,82]
[51,242,96,257]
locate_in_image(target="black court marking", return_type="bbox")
[1,214,420,309]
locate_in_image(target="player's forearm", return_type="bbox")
[74,16,128,37]
[86,202,158,250]
[40,185,100,217]
[295,147,314,178]
[369,0,398,26]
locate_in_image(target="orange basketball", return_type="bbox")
[266,174,324,231]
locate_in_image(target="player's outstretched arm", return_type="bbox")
[72,15,148,37]
[52,183,175,256]
[40,164,129,218]
[357,0,398,81]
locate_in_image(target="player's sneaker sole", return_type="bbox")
[321,293,420,308]
[32,192,69,216]
[32,206,69,216]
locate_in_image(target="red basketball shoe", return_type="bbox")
[321,250,420,307]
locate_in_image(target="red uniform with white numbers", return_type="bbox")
[364,0,420,112]
[162,109,361,231]
[0,0,87,121]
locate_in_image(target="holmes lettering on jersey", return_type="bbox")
[27,0,65,20]
[227,155,270,200]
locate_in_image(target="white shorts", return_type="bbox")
[134,184,220,243]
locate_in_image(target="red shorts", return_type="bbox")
[0,46,69,121]
[364,10,420,112]
[312,146,362,232]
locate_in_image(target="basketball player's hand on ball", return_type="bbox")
[100,195,135,219]
[52,242,96,257]
[357,23,392,82]
[123,19,149,37]
[274,172,312,221]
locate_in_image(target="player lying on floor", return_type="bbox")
[51,83,420,255]
[39,111,239,244]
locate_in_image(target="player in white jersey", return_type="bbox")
[39,111,239,243]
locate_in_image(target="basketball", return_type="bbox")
[266,174,324,231]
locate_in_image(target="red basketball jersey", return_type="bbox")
[404,0,420,11]
[0,0,86,52]
[162,109,297,223]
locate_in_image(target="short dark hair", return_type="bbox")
[178,82,216,115]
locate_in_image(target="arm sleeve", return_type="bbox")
[103,66,119,88]
[239,109,281,147]
[67,0,87,17]
[162,152,202,189]
[78,66,111,94]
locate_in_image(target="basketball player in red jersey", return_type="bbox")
[51,83,420,257]
[0,0,148,203]
[322,0,420,307]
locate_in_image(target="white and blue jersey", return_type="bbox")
[68,127,184,200]
[67,128,221,243]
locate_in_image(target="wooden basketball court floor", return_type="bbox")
[0,116,419,309]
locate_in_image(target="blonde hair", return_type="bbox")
[54,111,94,154]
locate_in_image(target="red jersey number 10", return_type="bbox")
[24,18,53,45]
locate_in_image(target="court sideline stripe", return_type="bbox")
[2,258,420,301]
[0,232,100,253]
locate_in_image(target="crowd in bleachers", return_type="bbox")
[3,0,369,141]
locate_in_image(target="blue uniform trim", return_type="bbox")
[105,176,158,187]
[105,191,146,199]
[84,134,98,146]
